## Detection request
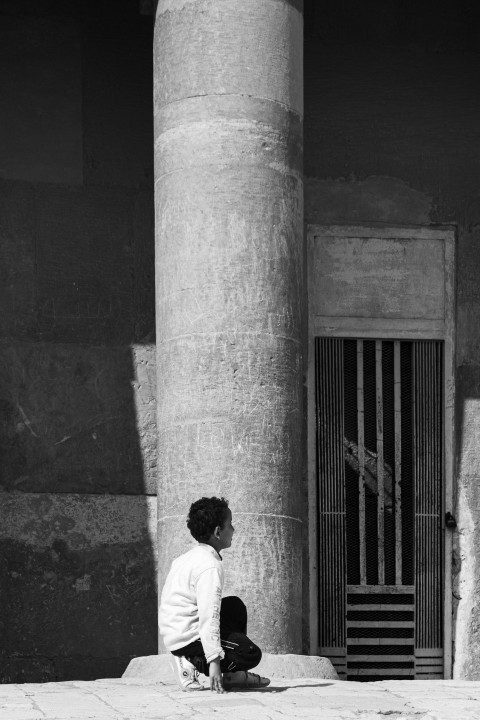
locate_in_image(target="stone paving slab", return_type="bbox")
[2,678,480,720]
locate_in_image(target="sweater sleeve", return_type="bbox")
[195,567,225,663]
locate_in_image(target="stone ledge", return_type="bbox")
[123,653,338,682]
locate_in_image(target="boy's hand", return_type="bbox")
[209,658,224,693]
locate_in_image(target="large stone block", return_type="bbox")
[0,183,155,346]
[34,185,136,345]
[133,191,156,343]
[305,176,432,226]
[0,181,36,340]
[82,25,153,189]
[155,0,303,115]
[0,341,156,494]
[0,493,157,683]
[0,14,82,185]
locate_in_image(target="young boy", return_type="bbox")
[159,496,270,692]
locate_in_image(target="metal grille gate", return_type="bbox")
[315,338,444,680]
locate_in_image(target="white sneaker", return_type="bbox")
[173,656,204,691]
[222,670,271,689]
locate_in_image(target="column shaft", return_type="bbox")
[154,0,304,653]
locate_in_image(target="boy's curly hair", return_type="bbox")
[187,497,230,542]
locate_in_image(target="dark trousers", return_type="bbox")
[171,596,262,676]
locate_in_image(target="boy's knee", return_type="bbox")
[238,640,262,671]
[247,642,262,669]
[222,631,262,671]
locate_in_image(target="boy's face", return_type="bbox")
[216,510,235,550]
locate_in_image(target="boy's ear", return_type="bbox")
[214,525,221,538]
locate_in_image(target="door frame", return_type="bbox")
[306,224,456,679]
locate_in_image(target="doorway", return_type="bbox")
[306,224,455,679]
[314,337,443,680]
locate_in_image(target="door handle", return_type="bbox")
[445,512,457,529]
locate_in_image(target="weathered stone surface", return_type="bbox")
[0,341,156,494]
[255,653,337,680]
[155,0,303,115]
[123,653,337,682]
[0,491,157,549]
[450,219,480,680]
[155,0,303,654]
[453,366,480,679]
[156,335,301,511]
[457,230,480,365]
[0,493,157,683]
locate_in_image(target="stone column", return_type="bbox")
[154,0,304,653]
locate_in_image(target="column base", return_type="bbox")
[122,653,338,682]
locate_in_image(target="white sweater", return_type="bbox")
[158,544,225,663]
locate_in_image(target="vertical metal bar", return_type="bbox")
[357,340,366,585]
[376,341,385,585]
[394,341,402,585]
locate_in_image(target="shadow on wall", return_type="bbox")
[0,1,157,683]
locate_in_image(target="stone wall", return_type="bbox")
[303,6,480,676]
[0,1,157,682]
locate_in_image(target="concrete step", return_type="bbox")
[122,653,338,682]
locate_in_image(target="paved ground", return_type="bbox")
[2,677,480,720]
